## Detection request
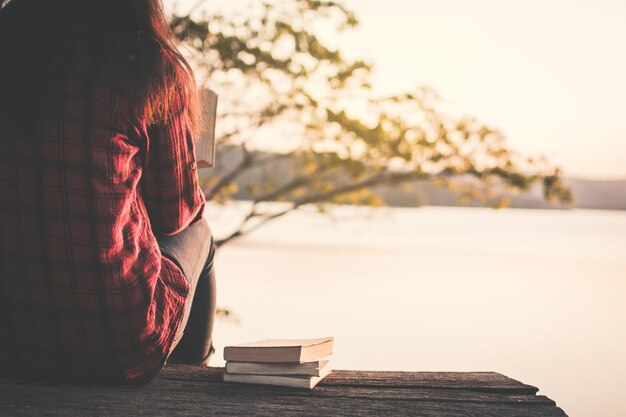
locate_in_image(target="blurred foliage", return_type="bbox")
[216,307,239,324]
[171,0,572,245]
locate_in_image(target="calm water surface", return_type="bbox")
[205,204,626,417]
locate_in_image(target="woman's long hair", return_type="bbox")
[0,0,201,134]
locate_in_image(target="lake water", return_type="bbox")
[204,203,626,417]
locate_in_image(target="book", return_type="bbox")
[223,337,333,363]
[225,359,330,377]
[195,89,218,168]
[223,365,332,389]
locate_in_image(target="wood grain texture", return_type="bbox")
[181,367,539,394]
[0,365,568,416]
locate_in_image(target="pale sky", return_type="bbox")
[341,0,626,179]
[172,0,626,179]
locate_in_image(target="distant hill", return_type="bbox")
[372,177,626,211]
[564,178,626,210]
[204,146,626,211]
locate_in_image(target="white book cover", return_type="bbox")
[196,89,218,168]
[226,359,330,377]
[223,365,332,389]
[223,337,334,363]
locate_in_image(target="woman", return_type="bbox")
[0,0,216,383]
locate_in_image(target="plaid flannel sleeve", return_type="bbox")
[141,103,205,236]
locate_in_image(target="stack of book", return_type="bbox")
[223,337,334,389]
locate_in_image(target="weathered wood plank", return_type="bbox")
[0,389,568,417]
[163,366,539,395]
[79,366,555,406]
[219,384,556,406]
[323,370,538,394]
[0,366,567,417]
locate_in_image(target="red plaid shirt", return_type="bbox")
[0,49,205,383]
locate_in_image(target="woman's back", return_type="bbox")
[0,1,206,383]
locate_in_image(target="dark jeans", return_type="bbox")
[157,217,216,363]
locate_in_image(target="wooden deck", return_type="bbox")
[0,365,568,416]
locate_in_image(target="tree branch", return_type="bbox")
[216,169,432,245]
